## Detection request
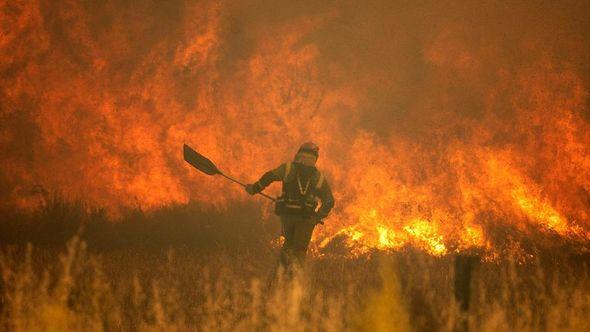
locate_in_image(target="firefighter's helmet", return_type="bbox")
[294,141,319,166]
[297,141,319,157]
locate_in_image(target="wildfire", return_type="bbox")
[1,1,590,257]
[511,187,569,235]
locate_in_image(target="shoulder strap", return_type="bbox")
[315,170,324,190]
[283,162,292,183]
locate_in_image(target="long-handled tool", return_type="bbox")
[183,144,276,202]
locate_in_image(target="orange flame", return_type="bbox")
[1,1,590,257]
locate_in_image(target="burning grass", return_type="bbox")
[3,0,590,255]
[1,200,590,331]
[2,1,590,330]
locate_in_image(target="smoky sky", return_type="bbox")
[223,1,590,133]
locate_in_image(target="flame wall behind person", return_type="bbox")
[1,0,590,256]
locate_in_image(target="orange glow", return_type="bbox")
[1,1,590,257]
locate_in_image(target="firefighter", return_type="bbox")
[245,142,334,269]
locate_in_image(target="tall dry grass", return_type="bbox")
[0,236,359,331]
[1,199,590,331]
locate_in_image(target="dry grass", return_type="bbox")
[1,199,590,331]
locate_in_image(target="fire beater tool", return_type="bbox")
[183,144,276,202]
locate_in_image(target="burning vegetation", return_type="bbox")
[1,1,590,330]
[2,1,590,258]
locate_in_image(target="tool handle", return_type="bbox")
[219,173,276,202]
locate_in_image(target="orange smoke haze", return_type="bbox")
[2,0,590,257]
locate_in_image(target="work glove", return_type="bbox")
[245,183,258,195]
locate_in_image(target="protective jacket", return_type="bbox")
[253,162,334,219]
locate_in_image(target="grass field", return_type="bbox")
[1,198,590,331]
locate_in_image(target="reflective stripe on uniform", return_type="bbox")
[316,172,324,190]
[283,162,292,182]
[285,204,303,209]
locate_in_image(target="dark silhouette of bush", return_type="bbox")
[0,195,279,254]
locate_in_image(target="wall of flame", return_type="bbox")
[2,0,590,256]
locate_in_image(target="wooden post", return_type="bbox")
[454,254,477,331]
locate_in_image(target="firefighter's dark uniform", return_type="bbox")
[248,154,334,268]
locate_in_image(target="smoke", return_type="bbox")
[1,0,590,254]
